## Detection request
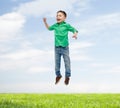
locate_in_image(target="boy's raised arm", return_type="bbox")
[43,18,49,29]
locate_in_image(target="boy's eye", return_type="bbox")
[57,14,62,17]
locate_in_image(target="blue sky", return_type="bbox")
[0,0,120,93]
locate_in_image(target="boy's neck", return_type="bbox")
[57,21,65,24]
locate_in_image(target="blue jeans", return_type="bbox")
[55,46,71,77]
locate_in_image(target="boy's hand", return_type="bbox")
[72,35,77,39]
[72,32,78,39]
[43,17,49,29]
[43,18,47,23]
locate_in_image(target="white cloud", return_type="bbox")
[113,66,120,73]
[15,0,90,17]
[89,63,120,74]
[98,65,120,74]
[0,12,25,40]
[1,82,120,93]
[28,66,52,74]
[0,44,11,53]
[89,63,112,68]
[0,49,53,60]
[73,0,91,16]
[71,41,95,49]
[17,0,72,17]
[71,54,92,61]
[70,41,94,61]
[79,13,120,36]
[0,49,54,72]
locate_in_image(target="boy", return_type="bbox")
[43,10,78,85]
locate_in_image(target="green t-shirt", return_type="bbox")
[48,21,78,47]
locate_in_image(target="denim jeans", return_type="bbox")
[55,46,71,77]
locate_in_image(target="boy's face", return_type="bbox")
[56,12,66,23]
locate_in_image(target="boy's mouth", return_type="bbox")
[57,19,61,22]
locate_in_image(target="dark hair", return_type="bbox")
[57,10,67,17]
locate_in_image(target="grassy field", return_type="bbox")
[0,94,120,108]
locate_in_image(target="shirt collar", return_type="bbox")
[57,21,66,25]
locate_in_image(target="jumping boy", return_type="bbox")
[43,10,78,85]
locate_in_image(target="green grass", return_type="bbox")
[0,94,120,108]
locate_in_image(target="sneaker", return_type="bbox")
[55,76,62,84]
[64,77,70,85]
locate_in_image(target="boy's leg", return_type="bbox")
[62,46,71,78]
[55,47,62,77]
[55,47,62,84]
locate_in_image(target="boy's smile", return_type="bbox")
[56,12,66,23]
[56,18,61,22]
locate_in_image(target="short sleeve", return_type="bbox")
[48,24,56,31]
[67,24,78,33]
